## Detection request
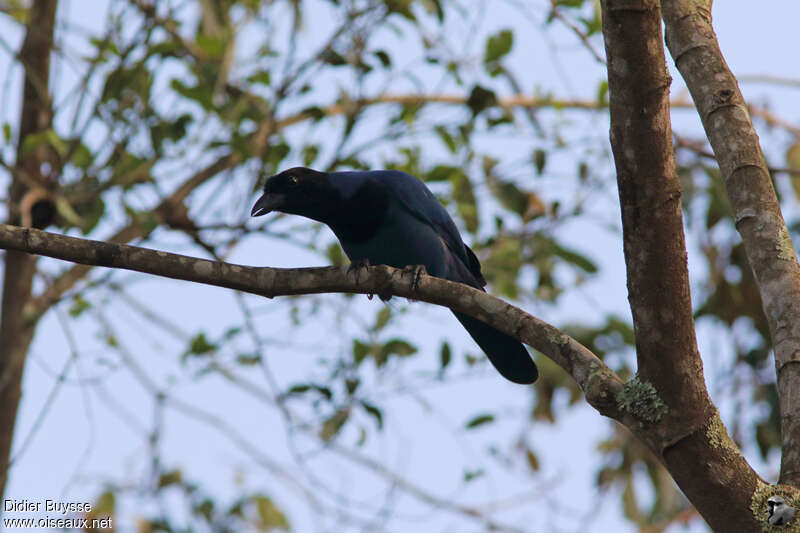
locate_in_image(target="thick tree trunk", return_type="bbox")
[0,0,59,499]
[600,0,765,530]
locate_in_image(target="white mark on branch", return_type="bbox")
[193,260,213,276]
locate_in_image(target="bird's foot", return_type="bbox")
[401,264,427,299]
[347,259,379,299]
[346,258,371,283]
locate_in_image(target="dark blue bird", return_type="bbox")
[251,167,538,384]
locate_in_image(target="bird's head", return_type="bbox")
[251,167,335,220]
[767,495,795,525]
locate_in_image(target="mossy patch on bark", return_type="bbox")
[706,408,741,455]
[616,376,668,425]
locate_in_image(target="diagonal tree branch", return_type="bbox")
[0,223,625,421]
[600,0,763,530]
[661,0,800,488]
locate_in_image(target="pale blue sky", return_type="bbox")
[1,1,799,532]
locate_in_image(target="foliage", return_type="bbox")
[0,0,798,531]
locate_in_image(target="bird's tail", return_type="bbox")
[452,311,538,384]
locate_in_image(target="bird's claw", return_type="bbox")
[402,264,427,294]
[347,259,381,300]
[380,264,426,302]
[346,258,371,285]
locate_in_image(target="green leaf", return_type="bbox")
[466,85,498,116]
[322,49,347,66]
[450,169,479,233]
[464,469,485,482]
[264,141,291,170]
[787,142,800,169]
[385,339,417,356]
[222,327,242,340]
[345,378,360,395]
[1,0,29,24]
[300,106,326,122]
[320,408,350,441]
[465,413,495,429]
[485,29,513,64]
[111,151,154,189]
[488,178,528,217]
[194,498,215,523]
[326,242,346,267]
[439,342,451,371]
[550,240,598,273]
[396,103,421,125]
[185,332,217,357]
[21,129,67,159]
[69,195,106,234]
[195,33,228,59]
[380,338,417,359]
[555,0,585,7]
[385,0,415,20]
[71,143,93,169]
[434,126,457,154]
[425,0,445,21]
[597,80,609,106]
[252,494,290,531]
[102,64,153,105]
[68,295,91,317]
[578,161,589,181]
[148,40,181,58]
[482,236,524,298]
[373,50,391,68]
[247,70,272,86]
[157,469,183,488]
[170,78,214,110]
[353,339,371,365]
[373,307,392,331]
[533,148,546,175]
[786,143,800,200]
[287,384,312,395]
[302,145,319,166]
[2,123,10,142]
[92,491,115,515]
[360,401,383,430]
[427,164,459,182]
[314,385,333,401]
[526,448,540,472]
[236,353,262,365]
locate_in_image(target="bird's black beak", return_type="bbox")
[251,192,285,217]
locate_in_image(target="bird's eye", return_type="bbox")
[288,175,299,186]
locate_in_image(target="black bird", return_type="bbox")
[251,167,538,384]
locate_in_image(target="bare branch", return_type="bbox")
[547,1,606,64]
[0,223,625,421]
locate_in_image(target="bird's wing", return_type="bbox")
[373,171,486,287]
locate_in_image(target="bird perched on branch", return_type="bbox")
[251,166,538,384]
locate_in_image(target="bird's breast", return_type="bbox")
[335,208,447,278]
